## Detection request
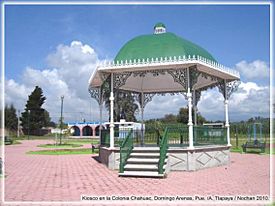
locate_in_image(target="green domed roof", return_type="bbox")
[115,26,216,63]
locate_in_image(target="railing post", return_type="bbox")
[110,73,115,149]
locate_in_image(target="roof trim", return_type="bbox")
[97,55,240,78]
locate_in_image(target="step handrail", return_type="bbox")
[158,127,169,174]
[119,129,133,173]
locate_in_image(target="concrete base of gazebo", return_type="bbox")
[98,145,230,172]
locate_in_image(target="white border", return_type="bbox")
[269,1,274,203]
[1,1,273,205]
[1,1,273,5]
[1,1,5,204]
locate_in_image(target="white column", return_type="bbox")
[109,73,115,148]
[187,68,194,149]
[224,99,231,146]
[99,98,103,143]
[141,92,144,145]
[193,90,197,126]
[224,80,231,146]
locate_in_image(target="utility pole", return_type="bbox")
[60,95,64,145]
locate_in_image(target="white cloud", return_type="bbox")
[4,41,104,122]
[3,41,270,123]
[235,60,269,80]
[143,60,270,121]
[4,79,32,110]
[198,82,269,121]
[144,81,269,122]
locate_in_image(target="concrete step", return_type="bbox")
[124,164,158,171]
[127,158,167,164]
[130,152,160,157]
[132,147,160,152]
[119,171,165,178]
[127,158,159,163]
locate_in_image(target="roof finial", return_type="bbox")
[154,22,166,34]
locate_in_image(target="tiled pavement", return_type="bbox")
[0,140,274,205]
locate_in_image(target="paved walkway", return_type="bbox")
[1,140,274,205]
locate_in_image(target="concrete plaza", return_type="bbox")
[1,140,274,205]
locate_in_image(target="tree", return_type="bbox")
[177,107,189,124]
[162,114,178,123]
[247,117,254,123]
[102,77,139,122]
[114,91,139,122]
[20,86,50,135]
[177,107,206,125]
[43,110,51,127]
[5,104,18,131]
[48,121,57,128]
[196,112,207,125]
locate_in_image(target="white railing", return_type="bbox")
[98,55,240,78]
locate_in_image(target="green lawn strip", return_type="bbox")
[37,143,82,148]
[13,140,22,144]
[2,140,22,146]
[230,147,274,155]
[26,148,98,155]
[64,139,99,145]
[15,135,55,140]
[230,147,243,153]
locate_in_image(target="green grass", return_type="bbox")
[64,138,99,145]
[37,143,82,148]
[1,140,22,146]
[26,148,98,155]
[230,147,243,153]
[230,134,274,155]
[11,140,22,145]
[230,146,275,155]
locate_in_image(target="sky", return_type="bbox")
[2,3,271,123]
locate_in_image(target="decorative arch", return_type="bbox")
[95,125,100,136]
[82,126,93,136]
[71,126,80,136]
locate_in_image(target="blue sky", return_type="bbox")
[2,3,271,122]
[6,5,270,79]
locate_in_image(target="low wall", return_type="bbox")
[99,147,120,170]
[167,146,230,171]
[99,145,230,171]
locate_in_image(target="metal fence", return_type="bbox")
[100,126,160,147]
[194,126,227,146]
[100,124,227,147]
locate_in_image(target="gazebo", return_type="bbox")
[88,23,240,177]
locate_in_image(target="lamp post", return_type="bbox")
[60,95,64,145]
